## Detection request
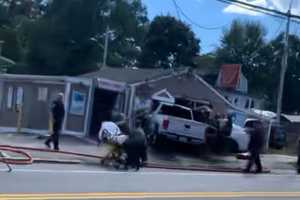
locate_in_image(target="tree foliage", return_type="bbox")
[26,0,101,75]
[216,20,268,94]
[264,34,300,113]
[103,0,148,68]
[1,0,148,75]
[216,19,300,113]
[139,16,200,68]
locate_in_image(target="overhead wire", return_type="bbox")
[171,0,182,21]
[221,0,300,20]
[217,0,285,20]
[173,0,227,30]
[216,0,300,25]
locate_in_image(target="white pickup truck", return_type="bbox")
[145,103,211,145]
[144,103,250,152]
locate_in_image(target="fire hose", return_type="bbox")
[0,145,269,173]
[0,146,33,165]
[0,145,104,172]
[0,145,104,160]
[0,146,33,172]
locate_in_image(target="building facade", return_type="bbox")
[216,64,264,110]
[1,67,258,138]
[0,74,92,137]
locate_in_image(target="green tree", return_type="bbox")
[194,53,218,72]
[26,0,101,75]
[0,0,45,73]
[0,3,9,27]
[216,20,268,94]
[264,34,300,113]
[0,27,21,61]
[101,0,148,68]
[139,15,200,68]
[25,0,148,74]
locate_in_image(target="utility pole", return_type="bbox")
[276,0,293,123]
[101,0,115,69]
[102,25,109,68]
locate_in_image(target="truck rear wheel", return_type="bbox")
[226,139,239,153]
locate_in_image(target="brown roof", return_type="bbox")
[80,67,187,84]
[219,64,241,89]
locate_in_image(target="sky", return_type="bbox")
[142,0,300,53]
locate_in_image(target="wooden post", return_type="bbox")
[49,112,53,135]
[16,105,23,134]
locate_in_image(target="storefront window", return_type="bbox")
[69,90,86,116]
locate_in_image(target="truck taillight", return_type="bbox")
[162,118,169,129]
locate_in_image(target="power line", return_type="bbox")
[217,0,285,20]
[173,0,227,30]
[216,0,300,24]
[171,0,182,21]
[222,0,300,20]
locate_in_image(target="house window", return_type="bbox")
[234,97,239,105]
[7,86,13,109]
[225,96,231,103]
[38,87,48,101]
[245,99,250,109]
[251,100,255,108]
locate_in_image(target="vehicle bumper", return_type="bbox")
[159,132,205,145]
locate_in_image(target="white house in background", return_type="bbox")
[216,64,264,110]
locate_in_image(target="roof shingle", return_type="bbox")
[80,67,187,84]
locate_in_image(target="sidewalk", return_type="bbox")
[0,132,297,173]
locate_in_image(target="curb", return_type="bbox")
[145,163,271,173]
[33,158,82,164]
[29,158,271,173]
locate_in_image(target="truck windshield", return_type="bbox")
[159,105,192,120]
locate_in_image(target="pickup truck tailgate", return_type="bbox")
[161,116,207,140]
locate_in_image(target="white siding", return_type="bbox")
[237,72,248,93]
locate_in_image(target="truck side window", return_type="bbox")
[159,105,192,120]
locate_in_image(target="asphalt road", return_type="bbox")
[1,163,300,200]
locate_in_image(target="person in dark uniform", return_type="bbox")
[45,93,65,151]
[244,121,264,173]
[124,125,148,171]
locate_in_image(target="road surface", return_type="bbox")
[1,163,300,199]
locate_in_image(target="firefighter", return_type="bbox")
[244,121,264,173]
[124,122,148,171]
[45,93,65,151]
